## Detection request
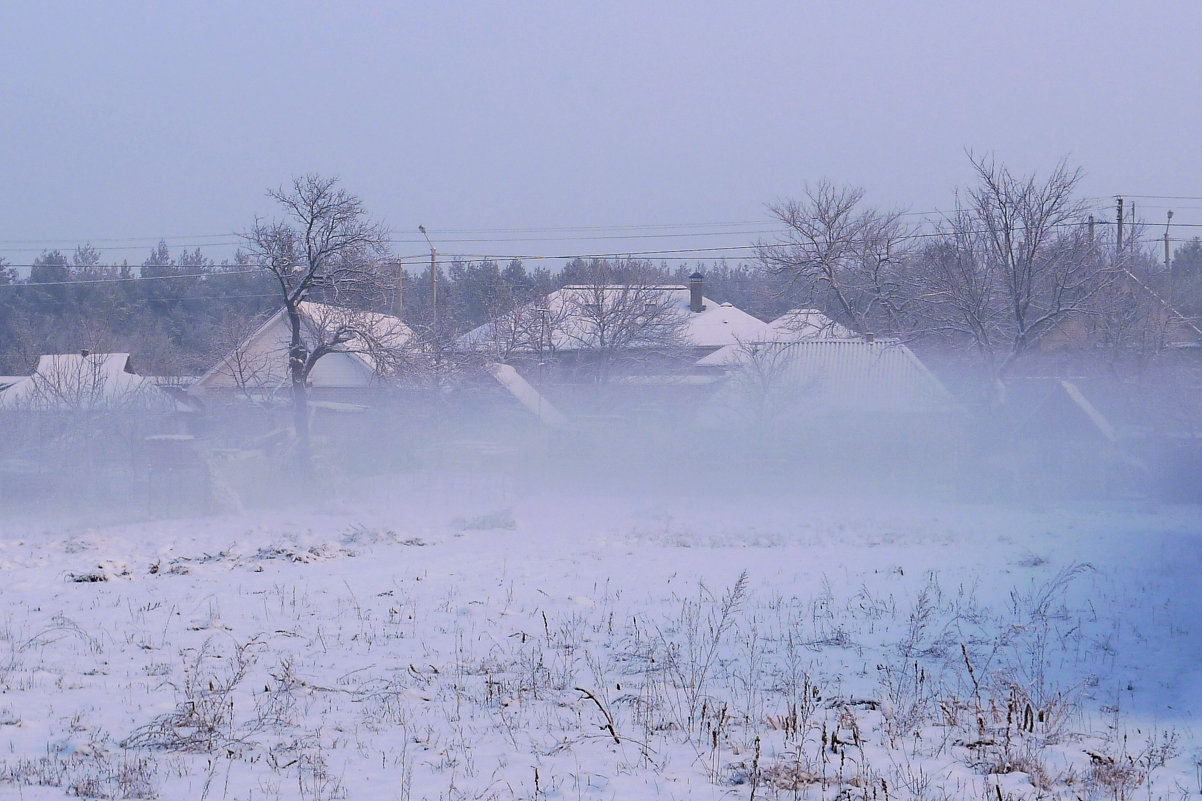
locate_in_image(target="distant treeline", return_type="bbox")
[0,242,787,376]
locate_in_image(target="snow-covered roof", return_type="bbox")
[487,363,567,428]
[766,309,855,340]
[993,378,1120,443]
[697,309,859,367]
[0,353,171,411]
[460,285,771,353]
[682,297,773,348]
[192,301,414,395]
[294,301,415,375]
[698,338,957,425]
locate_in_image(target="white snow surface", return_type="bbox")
[0,477,1199,799]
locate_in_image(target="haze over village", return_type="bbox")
[1,4,1200,800]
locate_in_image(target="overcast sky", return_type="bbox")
[1,1,1199,272]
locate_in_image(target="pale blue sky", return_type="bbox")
[1,1,1199,270]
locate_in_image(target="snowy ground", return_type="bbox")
[1,472,1200,800]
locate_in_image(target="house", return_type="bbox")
[455,274,772,425]
[694,337,964,488]
[0,352,183,506]
[993,373,1202,501]
[765,308,856,341]
[0,352,172,412]
[459,273,771,359]
[697,308,858,368]
[190,301,414,401]
[697,337,958,424]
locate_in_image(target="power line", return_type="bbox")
[0,227,785,253]
[0,211,985,252]
[0,219,777,247]
[9,205,1202,255]
[0,268,262,289]
[381,229,783,246]
[1116,194,1202,201]
[0,233,244,246]
[5,215,1202,288]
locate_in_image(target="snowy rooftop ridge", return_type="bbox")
[191,300,414,394]
[698,337,958,423]
[695,309,860,367]
[460,284,771,352]
[0,351,171,411]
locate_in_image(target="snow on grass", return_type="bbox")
[0,474,1199,800]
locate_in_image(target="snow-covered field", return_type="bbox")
[1,472,1199,800]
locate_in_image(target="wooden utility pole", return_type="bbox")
[1116,197,1124,250]
[1166,210,1174,303]
[1088,214,1095,244]
[396,259,404,319]
[418,225,438,334]
[430,246,438,333]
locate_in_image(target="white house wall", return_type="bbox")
[193,313,376,393]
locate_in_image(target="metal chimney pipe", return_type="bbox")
[688,271,705,313]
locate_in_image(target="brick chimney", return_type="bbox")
[688,272,705,313]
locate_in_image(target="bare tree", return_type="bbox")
[1079,222,1173,373]
[241,175,391,465]
[212,310,278,403]
[555,266,690,382]
[706,337,801,433]
[299,301,416,380]
[476,289,573,365]
[920,156,1113,379]
[757,181,913,336]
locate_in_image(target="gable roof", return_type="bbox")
[993,378,1120,443]
[0,353,171,411]
[192,301,414,394]
[459,285,771,353]
[698,338,958,426]
[697,309,859,367]
[766,309,856,340]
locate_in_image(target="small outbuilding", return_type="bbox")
[0,352,171,411]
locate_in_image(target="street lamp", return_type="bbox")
[418,225,437,335]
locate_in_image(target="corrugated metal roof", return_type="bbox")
[699,339,957,426]
[697,310,858,367]
[767,339,954,410]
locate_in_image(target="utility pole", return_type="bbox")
[1165,210,1174,303]
[396,259,404,319]
[1088,214,1095,245]
[418,225,437,335]
[417,225,441,403]
[1116,197,1124,251]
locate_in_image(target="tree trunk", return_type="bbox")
[286,304,312,473]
